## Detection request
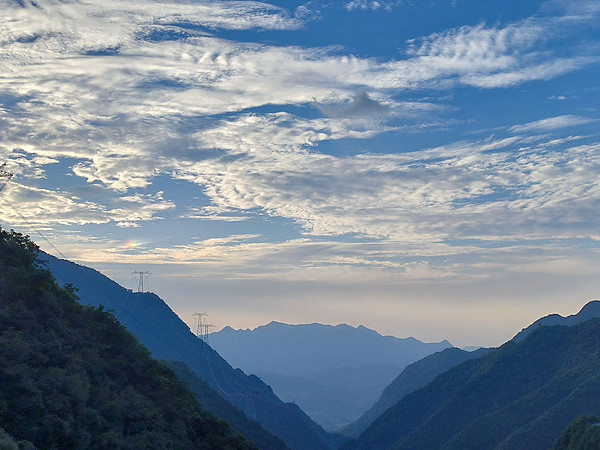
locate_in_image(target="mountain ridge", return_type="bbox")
[0,227,254,449]
[224,321,451,347]
[43,252,345,450]
[343,306,600,450]
[210,320,452,377]
[513,300,600,342]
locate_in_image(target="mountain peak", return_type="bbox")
[513,300,600,342]
[574,300,600,320]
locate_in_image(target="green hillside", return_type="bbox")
[0,227,254,449]
[342,347,490,438]
[552,415,600,449]
[344,316,600,450]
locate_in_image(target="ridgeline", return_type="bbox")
[0,227,254,449]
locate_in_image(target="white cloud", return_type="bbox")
[0,178,174,228]
[2,0,595,145]
[0,183,110,227]
[509,114,597,134]
[318,92,390,118]
[169,125,600,244]
[345,0,381,11]
[463,56,597,88]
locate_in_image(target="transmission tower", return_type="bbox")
[131,271,151,293]
[193,312,207,337]
[0,163,13,194]
[193,312,215,342]
[203,322,215,341]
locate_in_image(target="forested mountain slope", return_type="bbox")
[165,361,288,450]
[513,300,600,342]
[342,346,490,438]
[44,251,344,450]
[344,316,600,450]
[0,227,253,449]
[551,415,600,449]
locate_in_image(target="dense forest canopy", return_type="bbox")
[552,415,600,450]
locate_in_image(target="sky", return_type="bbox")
[1,0,599,348]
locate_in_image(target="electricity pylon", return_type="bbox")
[131,271,151,293]
[193,312,215,342]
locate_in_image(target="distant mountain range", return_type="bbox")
[343,301,600,449]
[257,365,402,431]
[43,253,345,450]
[209,322,452,430]
[211,322,452,376]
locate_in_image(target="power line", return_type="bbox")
[194,312,251,398]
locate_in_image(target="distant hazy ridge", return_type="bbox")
[210,322,452,430]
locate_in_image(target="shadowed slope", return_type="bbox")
[344,313,600,450]
[0,228,253,449]
[342,346,490,438]
[44,252,345,450]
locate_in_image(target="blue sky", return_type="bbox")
[1,0,599,347]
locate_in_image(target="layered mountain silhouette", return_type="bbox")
[211,322,452,377]
[35,242,600,450]
[43,253,345,450]
[342,346,491,438]
[343,302,600,450]
[209,322,452,430]
[0,228,253,449]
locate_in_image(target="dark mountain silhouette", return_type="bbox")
[43,252,345,450]
[0,228,253,449]
[343,310,600,450]
[210,322,452,430]
[342,346,490,438]
[513,300,600,342]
